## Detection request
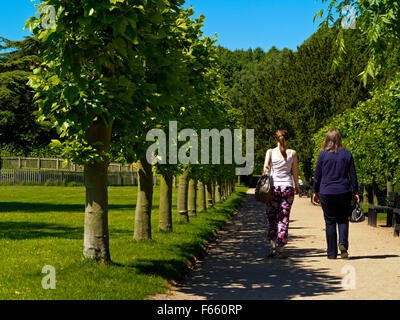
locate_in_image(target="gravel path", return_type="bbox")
[151,188,400,300]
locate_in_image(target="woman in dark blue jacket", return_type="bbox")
[312,129,360,259]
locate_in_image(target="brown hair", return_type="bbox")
[322,129,343,153]
[276,129,289,160]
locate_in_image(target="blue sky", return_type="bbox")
[1,0,329,51]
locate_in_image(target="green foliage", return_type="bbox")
[27,0,233,184]
[217,46,291,127]
[141,8,238,183]
[312,72,400,188]
[27,0,190,165]
[233,28,372,178]
[317,0,400,85]
[0,37,55,155]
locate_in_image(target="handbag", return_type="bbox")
[255,149,273,204]
[350,200,365,223]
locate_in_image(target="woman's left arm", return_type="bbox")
[291,151,300,195]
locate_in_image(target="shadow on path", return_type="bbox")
[148,194,345,300]
[348,255,400,260]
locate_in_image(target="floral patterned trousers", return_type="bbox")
[266,186,295,247]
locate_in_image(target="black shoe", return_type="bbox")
[327,256,337,259]
[267,248,276,258]
[278,252,287,259]
[339,244,349,259]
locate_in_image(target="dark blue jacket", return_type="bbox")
[313,148,359,195]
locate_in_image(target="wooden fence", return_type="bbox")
[0,156,136,173]
[0,169,148,186]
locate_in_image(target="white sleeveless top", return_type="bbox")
[268,147,294,188]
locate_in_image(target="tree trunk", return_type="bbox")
[188,178,197,216]
[206,179,213,208]
[198,180,206,212]
[173,175,177,188]
[386,171,393,196]
[372,177,379,206]
[211,179,216,204]
[134,158,153,241]
[221,179,226,200]
[83,118,112,263]
[158,171,173,232]
[363,184,369,208]
[177,172,189,223]
[215,179,222,202]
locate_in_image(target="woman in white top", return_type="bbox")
[263,129,300,258]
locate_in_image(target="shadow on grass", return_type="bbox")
[0,221,131,240]
[0,202,144,213]
[114,191,248,280]
[113,242,215,281]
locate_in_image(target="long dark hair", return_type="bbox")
[322,129,343,153]
[276,129,289,160]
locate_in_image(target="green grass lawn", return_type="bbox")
[0,185,247,299]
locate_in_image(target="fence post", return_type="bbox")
[56,159,60,170]
[18,158,21,169]
[37,158,40,170]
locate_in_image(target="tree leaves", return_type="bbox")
[0,37,55,156]
[313,72,400,186]
[315,0,400,85]
[224,27,371,179]
[27,0,230,172]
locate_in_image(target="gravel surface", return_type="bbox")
[151,188,400,300]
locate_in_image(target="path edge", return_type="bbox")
[147,188,250,300]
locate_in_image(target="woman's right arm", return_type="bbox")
[262,149,271,174]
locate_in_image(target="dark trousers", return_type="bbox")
[320,192,352,258]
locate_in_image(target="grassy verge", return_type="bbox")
[0,185,247,299]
